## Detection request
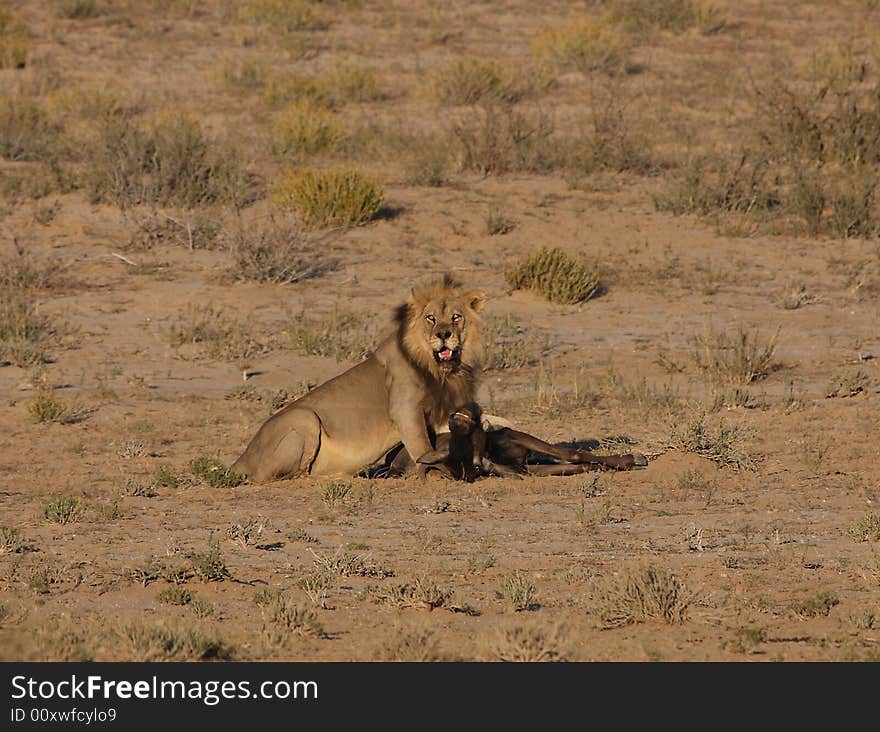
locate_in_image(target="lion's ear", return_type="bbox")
[464,290,486,313]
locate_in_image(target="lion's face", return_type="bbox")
[397,277,485,381]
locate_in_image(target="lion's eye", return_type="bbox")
[451,314,462,323]
[425,314,435,324]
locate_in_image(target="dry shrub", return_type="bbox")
[655,151,779,218]
[485,624,567,662]
[482,314,547,370]
[53,0,99,19]
[127,209,222,251]
[166,304,267,362]
[431,56,539,105]
[263,593,325,641]
[848,514,880,542]
[670,411,755,469]
[589,564,689,628]
[226,215,335,284]
[565,85,656,175]
[692,325,779,385]
[533,14,630,75]
[271,100,343,158]
[0,9,28,69]
[370,578,453,610]
[286,309,375,362]
[606,0,724,35]
[271,168,384,228]
[0,96,61,161]
[505,247,600,304]
[377,627,445,662]
[117,621,233,661]
[189,457,245,489]
[239,0,324,33]
[452,104,556,175]
[404,133,452,187]
[28,387,91,425]
[85,113,254,210]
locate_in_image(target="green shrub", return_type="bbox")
[271,168,384,228]
[190,456,245,488]
[505,247,600,304]
[271,100,343,158]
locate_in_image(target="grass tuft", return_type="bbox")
[190,456,245,488]
[588,564,690,628]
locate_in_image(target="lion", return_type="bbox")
[230,275,485,482]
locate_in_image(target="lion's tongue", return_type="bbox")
[438,348,454,361]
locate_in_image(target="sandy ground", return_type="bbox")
[1,0,879,661]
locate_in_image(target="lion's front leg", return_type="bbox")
[387,401,433,478]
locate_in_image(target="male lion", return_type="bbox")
[231,275,485,482]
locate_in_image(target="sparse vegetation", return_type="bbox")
[190,538,231,582]
[226,517,266,548]
[189,456,244,489]
[692,325,779,385]
[226,216,334,285]
[271,168,384,228]
[117,621,232,661]
[498,573,537,612]
[533,14,630,76]
[28,386,90,424]
[506,247,601,304]
[453,104,556,175]
[320,480,353,509]
[85,113,252,210]
[311,548,393,578]
[370,577,453,610]
[431,57,535,105]
[670,412,755,469]
[286,310,375,362]
[262,593,325,640]
[790,591,839,619]
[588,564,690,628]
[166,304,266,362]
[485,624,566,662]
[271,100,343,158]
[42,497,80,525]
[848,514,880,543]
[0,526,26,555]
[825,368,873,398]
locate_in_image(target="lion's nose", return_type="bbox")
[436,329,451,340]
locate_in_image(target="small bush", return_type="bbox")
[271,100,343,158]
[606,0,721,35]
[118,621,233,661]
[790,591,839,619]
[532,15,629,75]
[485,624,566,662]
[0,526,26,555]
[692,325,779,385]
[85,113,253,210]
[498,573,537,612]
[226,517,266,548]
[28,387,89,424]
[670,412,754,470]
[431,56,530,105]
[271,168,384,228]
[320,480,353,509]
[226,216,334,285]
[53,0,99,19]
[848,514,880,543]
[190,456,245,488]
[0,96,60,161]
[452,104,556,175]
[239,0,324,33]
[505,247,600,304]
[190,538,231,582]
[42,497,80,525]
[404,134,452,187]
[286,310,375,362]
[0,10,28,69]
[370,577,453,610]
[263,593,325,640]
[157,586,193,606]
[825,368,873,398]
[153,466,179,489]
[166,304,266,362]
[311,548,393,578]
[589,564,689,628]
